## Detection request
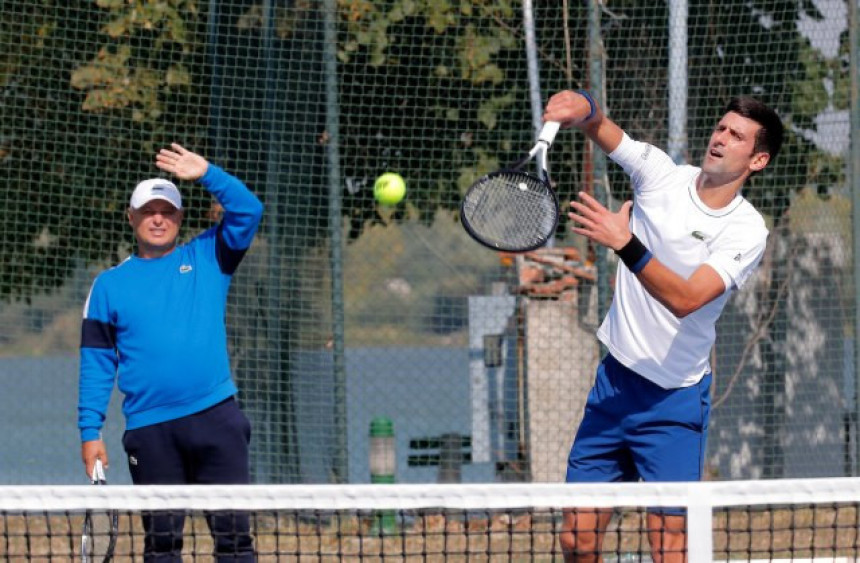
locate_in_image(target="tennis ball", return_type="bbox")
[373,172,406,206]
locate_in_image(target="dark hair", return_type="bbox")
[725,96,785,162]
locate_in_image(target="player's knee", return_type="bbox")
[648,516,686,563]
[560,508,608,562]
[559,529,601,562]
[559,528,576,553]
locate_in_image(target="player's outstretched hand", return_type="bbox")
[568,191,633,251]
[155,143,209,181]
[544,90,598,129]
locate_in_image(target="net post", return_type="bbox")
[369,417,397,534]
[686,502,712,562]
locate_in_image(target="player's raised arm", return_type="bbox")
[543,90,624,155]
[568,191,728,318]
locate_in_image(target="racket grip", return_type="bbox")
[91,459,106,484]
[538,121,561,147]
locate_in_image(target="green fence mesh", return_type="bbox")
[0,0,856,484]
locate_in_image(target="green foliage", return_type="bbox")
[684,0,809,220]
[0,1,213,301]
[793,42,831,121]
[71,46,165,120]
[71,0,198,124]
[60,0,537,251]
[336,0,539,239]
[1,3,123,300]
[0,0,854,303]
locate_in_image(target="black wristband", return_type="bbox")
[615,235,653,274]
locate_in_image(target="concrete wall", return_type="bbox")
[525,283,600,482]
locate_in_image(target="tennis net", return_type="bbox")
[2,478,859,561]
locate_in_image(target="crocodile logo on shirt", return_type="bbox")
[691,230,707,241]
[179,265,193,274]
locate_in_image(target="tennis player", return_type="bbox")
[543,91,783,562]
[78,144,263,561]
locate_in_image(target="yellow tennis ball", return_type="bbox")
[374,172,406,206]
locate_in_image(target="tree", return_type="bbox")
[0,1,213,302]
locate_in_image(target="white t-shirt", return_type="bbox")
[596,133,768,389]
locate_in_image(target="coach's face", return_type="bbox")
[701,111,770,182]
[128,200,183,259]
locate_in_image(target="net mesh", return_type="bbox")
[461,171,559,252]
[3,479,860,561]
[0,1,857,487]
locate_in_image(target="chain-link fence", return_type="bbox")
[0,0,856,484]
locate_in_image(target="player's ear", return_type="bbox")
[127,207,134,227]
[750,151,770,173]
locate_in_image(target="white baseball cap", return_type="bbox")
[129,178,183,210]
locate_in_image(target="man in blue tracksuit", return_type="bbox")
[78,143,264,562]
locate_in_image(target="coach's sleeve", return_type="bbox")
[199,164,264,275]
[78,276,118,442]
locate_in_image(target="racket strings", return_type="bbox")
[462,172,558,250]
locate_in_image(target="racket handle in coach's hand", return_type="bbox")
[90,459,106,484]
[538,121,561,147]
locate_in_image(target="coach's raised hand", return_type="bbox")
[543,90,599,129]
[155,143,209,181]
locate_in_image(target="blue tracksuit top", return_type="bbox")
[78,164,264,442]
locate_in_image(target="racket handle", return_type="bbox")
[538,121,561,147]
[91,459,106,484]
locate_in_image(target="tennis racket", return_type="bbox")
[460,120,561,252]
[82,459,118,563]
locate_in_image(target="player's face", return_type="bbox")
[701,111,770,181]
[128,199,183,258]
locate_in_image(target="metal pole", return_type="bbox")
[206,0,224,162]
[323,0,349,484]
[522,0,543,137]
[849,0,860,477]
[260,0,285,484]
[668,0,688,164]
[522,0,553,248]
[588,0,610,325]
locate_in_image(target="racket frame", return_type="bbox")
[460,121,561,252]
[460,169,560,252]
[81,460,118,563]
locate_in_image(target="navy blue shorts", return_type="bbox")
[566,354,711,489]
